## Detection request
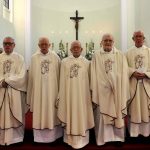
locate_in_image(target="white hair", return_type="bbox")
[71,40,81,48]
[38,37,50,44]
[3,36,15,43]
[101,33,114,42]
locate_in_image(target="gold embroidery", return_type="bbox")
[135,54,144,69]
[3,60,13,74]
[70,64,81,78]
[41,60,50,74]
[105,59,114,73]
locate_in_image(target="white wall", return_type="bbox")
[1,0,150,58]
[127,0,135,48]
[0,0,25,56]
[127,0,150,48]
[134,0,150,47]
[13,0,25,56]
[0,0,15,47]
[31,0,121,55]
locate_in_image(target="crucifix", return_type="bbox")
[70,10,84,40]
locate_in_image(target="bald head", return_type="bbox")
[101,33,114,52]
[70,40,82,58]
[132,30,145,48]
[38,37,51,54]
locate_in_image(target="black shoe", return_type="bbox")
[112,141,123,147]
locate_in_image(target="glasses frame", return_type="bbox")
[3,42,14,46]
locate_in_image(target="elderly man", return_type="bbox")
[27,37,62,143]
[91,34,130,146]
[57,41,94,149]
[0,37,27,145]
[126,31,150,137]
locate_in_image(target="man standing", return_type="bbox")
[57,41,94,149]
[126,31,150,137]
[27,37,62,143]
[0,37,27,145]
[91,34,130,146]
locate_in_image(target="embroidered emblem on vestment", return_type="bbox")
[70,64,81,78]
[104,59,114,73]
[41,60,50,74]
[135,54,144,69]
[3,60,13,74]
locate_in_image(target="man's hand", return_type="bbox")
[2,81,8,88]
[132,71,147,80]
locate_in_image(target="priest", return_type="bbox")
[126,31,150,137]
[57,41,94,149]
[91,34,130,146]
[27,37,63,143]
[0,37,27,145]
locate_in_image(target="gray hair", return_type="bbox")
[71,40,81,48]
[3,36,15,43]
[38,37,50,44]
[133,30,145,38]
[101,33,114,42]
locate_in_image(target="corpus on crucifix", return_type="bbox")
[70,10,84,40]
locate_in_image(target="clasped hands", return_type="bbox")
[1,80,8,88]
[132,71,147,80]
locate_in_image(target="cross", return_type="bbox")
[70,10,84,40]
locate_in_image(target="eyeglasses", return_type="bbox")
[39,43,49,46]
[3,42,14,46]
[103,39,113,43]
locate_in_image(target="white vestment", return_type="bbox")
[57,55,94,149]
[27,50,63,143]
[126,45,150,137]
[91,48,130,145]
[0,51,27,145]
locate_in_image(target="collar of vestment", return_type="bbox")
[70,54,82,59]
[100,47,118,54]
[3,51,14,56]
[133,45,147,50]
[36,49,50,56]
